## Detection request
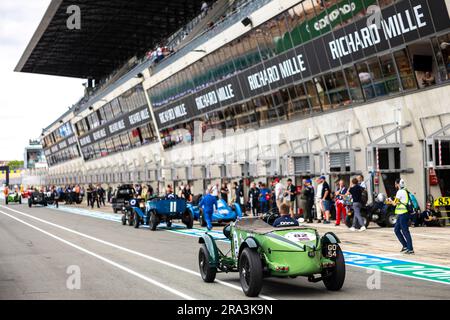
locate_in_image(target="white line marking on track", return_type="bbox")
[0,209,195,300]
[0,205,276,300]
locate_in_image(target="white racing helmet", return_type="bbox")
[377,193,387,203]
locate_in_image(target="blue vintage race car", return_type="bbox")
[187,197,243,227]
[124,197,194,231]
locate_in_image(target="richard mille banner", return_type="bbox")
[78,105,152,148]
[153,0,450,129]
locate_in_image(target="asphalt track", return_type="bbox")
[0,203,449,300]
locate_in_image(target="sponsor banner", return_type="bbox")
[43,133,78,158]
[78,105,152,148]
[153,0,448,130]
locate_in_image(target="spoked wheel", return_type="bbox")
[386,213,397,228]
[323,245,346,291]
[198,244,216,283]
[183,211,194,229]
[239,248,263,297]
[149,211,159,231]
[128,213,134,226]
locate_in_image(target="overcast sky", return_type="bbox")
[0,0,83,161]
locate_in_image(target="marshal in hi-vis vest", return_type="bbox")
[395,190,409,215]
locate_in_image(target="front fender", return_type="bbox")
[321,232,341,245]
[238,237,259,257]
[198,234,219,267]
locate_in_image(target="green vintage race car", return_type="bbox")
[5,191,22,205]
[198,217,345,297]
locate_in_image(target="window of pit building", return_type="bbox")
[344,66,365,103]
[431,33,450,83]
[322,70,352,110]
[356,56,397,100]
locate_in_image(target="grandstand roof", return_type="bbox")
[15,0,205,79]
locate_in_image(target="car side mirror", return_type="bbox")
[223,224,231,239]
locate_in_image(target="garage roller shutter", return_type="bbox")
[330,152,351,169]
[294,156,310,174]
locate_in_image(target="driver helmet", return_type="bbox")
[377,193,387,203]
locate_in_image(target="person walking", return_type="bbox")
[199,186,218,231]
[334,179,347,226]
[314,177,324,223]
[259,183,270,215]
[347,178,366,231]
[86,184,93,207]
[284,179,296,218]
[97,185,105,206]
[274,178,284,211]
[302,179,315,223]
[248,182,260,216]
[236,180,244,209]
[391,179,414,254]
[220,183,229,204]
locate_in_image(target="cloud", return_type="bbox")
[0,0,83,161]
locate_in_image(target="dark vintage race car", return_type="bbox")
[111,185,136,213]
[28,191,60,208]
[28,192,48,207]
[199,216,345,297]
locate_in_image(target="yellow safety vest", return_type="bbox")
[395,190,409,215]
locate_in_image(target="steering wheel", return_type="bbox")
[263,211,280,226]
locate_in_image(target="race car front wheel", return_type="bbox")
[133,214,140,229]
[322,245,345,291]
[239,248,263,297]
[199,244,216,283]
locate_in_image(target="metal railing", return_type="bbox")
[152,0,273,74]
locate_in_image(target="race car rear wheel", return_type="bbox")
[128,213,134,226]
[149,211,159,231]
[239,248,263,297]
[199,244,216,283]
[183,211,194,229]
[323,246,345,291]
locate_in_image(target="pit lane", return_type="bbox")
[0,203,449,300]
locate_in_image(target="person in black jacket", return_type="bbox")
[284,179,297,217]
[235,180,244,208]
[248,182,260,216]
[302,179,315,223]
